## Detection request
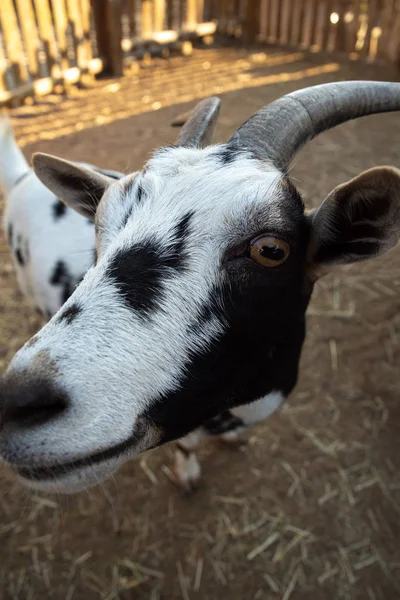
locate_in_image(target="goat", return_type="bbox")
[0,117,123,318]
[0,81,400,495]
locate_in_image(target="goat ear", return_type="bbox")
[307,166,400,280]
[32,153,114,221]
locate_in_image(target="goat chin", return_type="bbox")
[16,458,123,494]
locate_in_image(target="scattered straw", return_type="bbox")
[140,457,158,485]
[65,584,75,600]
[211,560,227,585]
[264,573,279,593]
[214,495,246,506]
[318,567,339,585]
[176,561,190,600]
[338,548,356,585]
[247,532,280,561]
[193,558,203,592]
[282,567,299,600]
[329,339,338,371]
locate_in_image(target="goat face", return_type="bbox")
[1,85,400,493]
[0,147,309,492]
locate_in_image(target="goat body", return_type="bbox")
[0,117,122,317]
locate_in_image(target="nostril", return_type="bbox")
[1,378,69,427]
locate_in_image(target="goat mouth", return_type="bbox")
[15,423,157,482]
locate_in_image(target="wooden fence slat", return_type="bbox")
[279,0,291,44]
[79,0,95,69]
[14,0,40,78]
[259,0,269,41]
[141,0,154,38]
[33,0,61,77]
[66,0,88,69]
[290,0,304,46]
[268,0,280,43]
[314,0,329,51]
[50,0,69,70]
[0,0,29,84]
[153,0,167,32]
[242,0,261,43]
[186,0,198,30]
[300,0,316,48]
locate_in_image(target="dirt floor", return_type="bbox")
[1,45,400,600]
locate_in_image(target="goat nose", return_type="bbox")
[0,377,69,428]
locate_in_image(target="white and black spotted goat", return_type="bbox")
[0,117,122,317]
[1,81,400,494]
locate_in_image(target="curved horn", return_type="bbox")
[228,81,400,171]
[175,97,221,148]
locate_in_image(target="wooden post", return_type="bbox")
[14,0,41,78]
[142,0,153,38]
[186,0,198,30]
[33,0,61,76]
[300,0,315,49]
[243,0,261,44]
[50,0,69,70]
[279,0,291,45]
[268,0,280,43]
[290,0,304,46]
[154,0,167,32]
[79,0,94,65]
[0,0,29,84]
[92,0,123,76]
[259,0,269,41]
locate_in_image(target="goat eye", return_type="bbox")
[249,236,290,267]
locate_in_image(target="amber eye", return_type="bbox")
[249,236,290,267]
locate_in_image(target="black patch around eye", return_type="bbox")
[15,247,25,266]
[7,223,13,247]
[107,212,193,317]
[58,303,82,324]
[52,199,67,220]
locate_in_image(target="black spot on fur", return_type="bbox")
[121,176,136,198]
[137,185,144,202]
[218,146,240,165]
[49,261,73,304]
[107,212,193,317]
[120,206,134,230]
[202,410,244,435]
[15,247,25,266]
[58,303,82,324]
[7,223,13,247]
[52,199,67,220]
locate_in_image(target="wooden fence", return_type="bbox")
[252,0,400,64]
[1,1,399,107]
[0,0,103,105]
